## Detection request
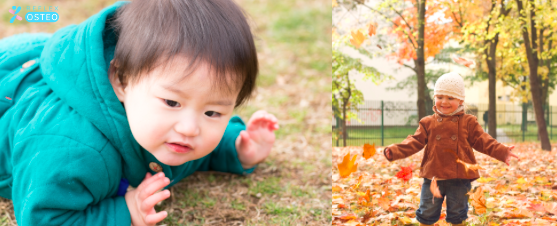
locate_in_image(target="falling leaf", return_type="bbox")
[430,177,442,203]
[362,143,375,160]
[457,158,485,176]
[395,166,412,182]
[377,45,382,49]
[368,22,378,36]
[350,30,365,49]
[452,56,476,68]
[468,186,487,214]
[338,153,358,178]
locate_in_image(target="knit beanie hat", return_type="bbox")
[434,72,465,101]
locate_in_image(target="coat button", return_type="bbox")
[437,118,442,122]
[149,162,162,172]
[451,135,457,140]
[20,60,36,72]
[436,135,441,140]
[452,117,458,122]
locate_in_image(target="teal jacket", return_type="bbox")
[0,2,254,225]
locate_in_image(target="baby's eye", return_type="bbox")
[205,111,221,117]
[164,99,180,108]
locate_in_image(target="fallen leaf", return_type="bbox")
[477,177,495,183]
[350,30,365,49]
[332,185,343,192]
[362,143,375,160]
[544,202,557,215]
[398,216,412,224]
[378,195,391,211]
[332,0,338,7]
[516,177,527,184]
[527,202,546,212]
[338,153,358,178]
[362,210,375,223]
[337,213,358,221]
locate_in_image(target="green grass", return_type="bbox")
[248,176,281,196]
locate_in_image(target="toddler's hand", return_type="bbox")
[504,145,519,166]
[236,110,279,169]
[384,148,392,160]
[125,172,171,226]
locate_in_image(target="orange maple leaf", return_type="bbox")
[350,30,365,49]
[368,22,378,37]
[362,143,375,160]
[338,153,358,178]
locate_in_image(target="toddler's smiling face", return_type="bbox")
[434,94,463,114]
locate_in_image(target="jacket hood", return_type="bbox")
[39,1,148,184]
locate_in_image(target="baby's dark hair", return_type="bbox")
[109,0,258,107]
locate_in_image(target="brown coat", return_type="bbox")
[384,106,509,181]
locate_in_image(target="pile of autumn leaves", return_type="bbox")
[332,143,557,225]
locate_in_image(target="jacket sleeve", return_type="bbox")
[385,118,429,162]
[197,115,256,175]
[11,136,130,226]
[467,116,509,162]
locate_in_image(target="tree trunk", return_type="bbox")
[485,36,499,139]
[416,0,427,120]
[342,102,347,147]
[516,0,551,150]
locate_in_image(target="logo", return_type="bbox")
[9,6,22,23]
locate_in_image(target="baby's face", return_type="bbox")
[110,58,238,166]
[435,95,463,114]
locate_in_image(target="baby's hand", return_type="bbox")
[504,145,519,166]
[236,110,279,169]
[125,172,171,226]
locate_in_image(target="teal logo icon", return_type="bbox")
[9,6,22,23]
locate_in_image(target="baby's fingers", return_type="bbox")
[144,210,168,225]
[139,177,170,200]
[141,190,171,213]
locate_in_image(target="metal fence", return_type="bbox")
[332,100,556,147]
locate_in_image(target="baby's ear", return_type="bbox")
[108,60,126,102]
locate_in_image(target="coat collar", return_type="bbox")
[432,105,465,117]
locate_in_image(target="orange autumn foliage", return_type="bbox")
[349,30,365,49]
[338,153,358,178]
[387,0,452,64]
[362,143,375,160]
